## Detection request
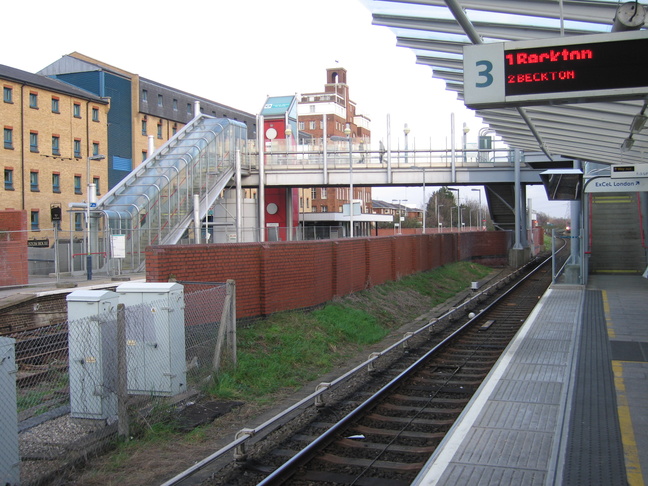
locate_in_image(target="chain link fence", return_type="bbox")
[0,281,235,486]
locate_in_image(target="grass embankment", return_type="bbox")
[207,261,492,403]
[69,261,493,485]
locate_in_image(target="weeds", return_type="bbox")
[206,261,491,403]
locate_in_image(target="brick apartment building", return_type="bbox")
[1,64,109,237]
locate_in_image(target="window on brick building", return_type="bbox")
[3,86,12,103]
[173,98,178,111]
[30,211,40,231]
[142,119,147,135]
[51,97,60,113]
[321,187,327,198]
[74,213,83,231]
[73,139,81,158]
[52,135,60,156]
[29,92,38,109]
[157,123,163,139]
[52,173,61,193]
[74,175,82,194]
[309,121,316,130]
[4,168,13,190]
[299,121,304,130]
[4,128,13,149]
[30,171,39,192]
[92,142,100,156]
[29,132,38,152]
[311,188,317,200]
[73,103,81,118]
[92,107,99,122]
[142,89,148,102]
[158,94,163,107]
[93,177,100,196]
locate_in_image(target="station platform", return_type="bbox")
[413,274,648,486]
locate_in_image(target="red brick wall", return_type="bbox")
[146,231,512,319]
[0,210,28,286]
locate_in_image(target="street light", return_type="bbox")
[392,199,407,234]
[448,187,461,229]
[472,188,482,230]
[404,123,410,165]
[462,122,470,163]
[86,154,105,280]
[331,123,354,237]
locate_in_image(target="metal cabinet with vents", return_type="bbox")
[66,290,119,420]
[116,282,186,396]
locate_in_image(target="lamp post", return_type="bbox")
[86,154,105,280]
[412,166,426,233]
[448,187,460,229]
[404,123,410,165]
[421,167,426,234]
[331,123,353,237]
[472,188,482,230]
[460,207,466,231]
[392,199,407,234]
[462,122,470,163]
[437,204,443,233]
[451,206,456,230]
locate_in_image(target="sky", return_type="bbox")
[3,0,571,218]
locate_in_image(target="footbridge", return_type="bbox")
[86,113,557,274]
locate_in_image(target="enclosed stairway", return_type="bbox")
[93,115,248,271]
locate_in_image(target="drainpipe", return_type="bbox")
[20,84,26,210]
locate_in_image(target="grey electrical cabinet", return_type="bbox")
[0,337,19,485]
[66,290,119,420]
[116,282,186,396]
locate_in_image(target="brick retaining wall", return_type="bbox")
[146,231,512,319]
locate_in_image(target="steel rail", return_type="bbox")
[256,248,562,485]
[160,243,566,486]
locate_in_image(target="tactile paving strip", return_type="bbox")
[561,290,627,486]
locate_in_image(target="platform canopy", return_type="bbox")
[362,0,648,167]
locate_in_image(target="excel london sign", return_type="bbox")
[463,30,648,109]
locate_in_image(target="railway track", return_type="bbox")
[163,246,565,486]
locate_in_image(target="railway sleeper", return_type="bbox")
[314,452,425,471]
[364,413,455,427]
[377,403,464,415]
[334,438,438,455]
[351,424,445,440]
[294,470,410,486]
